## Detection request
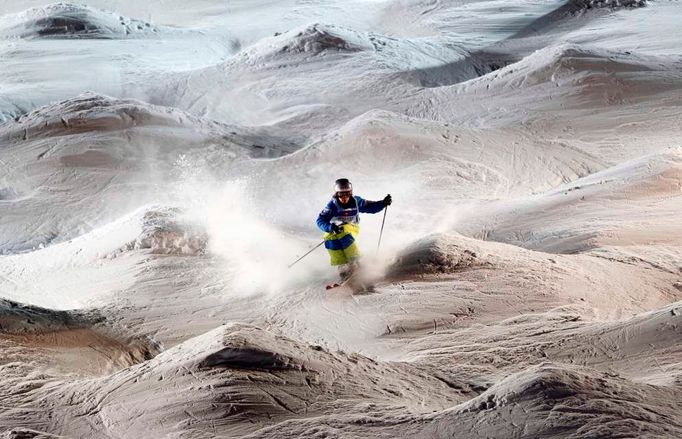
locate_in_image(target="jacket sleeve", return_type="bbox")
[316,201,335,232]
[356,196,385,214]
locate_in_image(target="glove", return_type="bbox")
[331,224,344,234]
[383,194,392,206]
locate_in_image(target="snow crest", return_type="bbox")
[572,0,646,10]
[0,3,163,39]
[237,23,374,63]
[459,43,670,97]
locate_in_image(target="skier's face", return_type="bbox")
[337,191,352,202]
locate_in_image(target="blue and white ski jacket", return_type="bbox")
[316,195,385,233]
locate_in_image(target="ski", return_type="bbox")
[325,272,375,294]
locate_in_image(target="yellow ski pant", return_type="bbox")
[324,223,361,266]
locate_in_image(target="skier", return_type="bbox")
[316,178,391,283]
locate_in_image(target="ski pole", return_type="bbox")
[376,206,388,253]
[288,240,325,268]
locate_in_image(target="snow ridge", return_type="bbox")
[0,3,165,39]
[459,43,668,93]
[239,23,374,62]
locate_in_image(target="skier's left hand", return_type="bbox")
[383,194,392,206]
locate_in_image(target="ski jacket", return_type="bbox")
[316,195,385,233]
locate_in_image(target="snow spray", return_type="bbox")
[171,157,324,296]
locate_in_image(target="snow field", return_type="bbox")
[0,0,681,437]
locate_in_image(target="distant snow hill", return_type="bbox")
[457,43,679,104]
[0,3,169,39]
[239,23,375,62]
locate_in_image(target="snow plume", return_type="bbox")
[171,155,323,296]
[431,201,483,236]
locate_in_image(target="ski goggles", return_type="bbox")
[336,191,352,197]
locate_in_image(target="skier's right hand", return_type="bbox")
[331,224,344,234]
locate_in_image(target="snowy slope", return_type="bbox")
[456,147,682,253]
[1,0,682,438]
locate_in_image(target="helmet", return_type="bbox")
[334,178,352,193]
